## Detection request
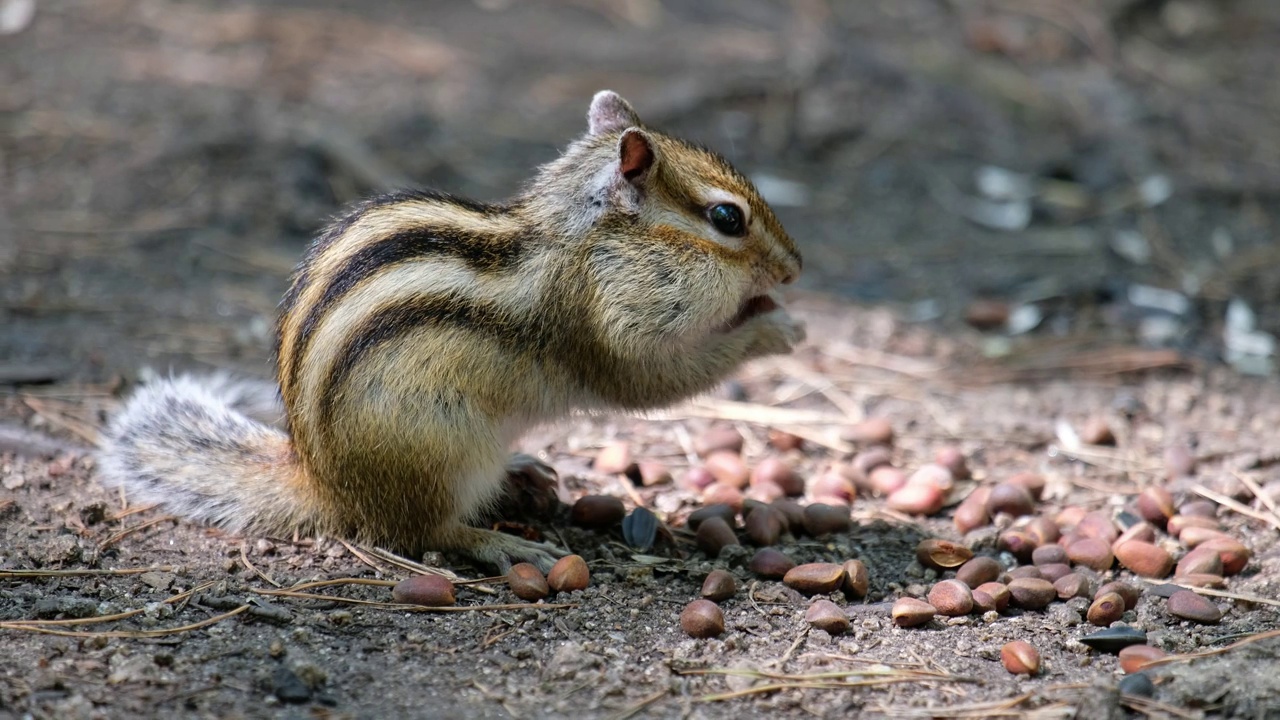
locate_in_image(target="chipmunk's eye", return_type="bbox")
[707,203,747,237]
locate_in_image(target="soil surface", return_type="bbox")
[3,1,1280,719]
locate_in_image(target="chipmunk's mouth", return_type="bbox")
[721,294,779,332]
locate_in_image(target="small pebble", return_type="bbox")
[1001,640,1041,675]
[507,563,550,601]
[1087,592,1126,626]
[749,548,796,578]
[1079,625,1148,653]
[805,599,851,635]
[783,563,847,595]
[680,599,725,638]
[392,575,456,607]
[1167,589,1222,624]
[701,569,737,602]
[891,597,936,628]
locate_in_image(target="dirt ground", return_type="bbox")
[3,1,1280,718]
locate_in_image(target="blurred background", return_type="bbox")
[2,0,1279,383]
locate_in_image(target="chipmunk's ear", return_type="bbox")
[588,90,641,136]
[617,128,656,186]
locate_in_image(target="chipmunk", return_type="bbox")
[97,91,804,572]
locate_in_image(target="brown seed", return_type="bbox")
[934,446,970,480]
[701,569,737,601]
[681,466,717,492]
[1113,522,1157,551]
[1007,578,1056,609]
[1115,541,1174,578]
[637,461,672,486]
[594,441,634,475]
[891,597,936,628]
[1032,544,1068,567]
[908,463,955,492]
[1053,572,1092,600]
[507,563,550,601]
[1119,645,1169,674]
[752,457,804,496]
[1195,537,1250,576]
[1007,566,1045,581]
[744,481,785,504]
[1038,563,1073,584]
[973,582,1010,612]
[1056,506,1087,528]
[1007,472,1046,500]
[850,447,894,488]
[1077,511,1119,543]
[695,516,739,557]
[998,530,1038,563]
[767,429,804,452]
[744,505,784,546]
[680,599,725,638]
[842,559,870,599]
[805,599,851,635]
[704,451,750,489]
[1174,573,1225,588]
[868,465,909,497]
[700,483,744,513]
[1176,547,1224,577]
[1087,592,1126,626]
[392,574,456,607]
[1135,487,1175,528]
[547,555,590,593]
[749,548,796,578]
[1001,640,1041,675]
[887,483,944,515]
[843,417,894,446]
[783,563,847,595]
[695,426,744,457]
[956,556,1002,588]
[1025,516,1061,546]
[965,298,1010,330]
[1167,589,1222,624]
[687,503,736,530]
[1166,514,1219,539]
[1179,526,1232,548]
[1067,537,1115,571]
[986,482,1035,517]
[954,487,992,534]
[916,539,973,571]
[811,470,856,502]
[801,502,850,537]
[1079,416,1116,446]
[570,495,626,529]
[1095,581,1140,611]
[928,579,974,616]
[770,499,806,534]
[1179,500,1217,519]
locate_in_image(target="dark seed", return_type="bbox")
[748,548,795,579]
[1079,625,1148,653]
[621,507,659,551]
[695,516,739,557]
[680,599,725,638]
[805,599,851,635]
[701,569,737,601]
[571,495,626,529]
[1118,672,1155,698]
[687,503,736,530]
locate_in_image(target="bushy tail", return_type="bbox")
[97,374,316,536]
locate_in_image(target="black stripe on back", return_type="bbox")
[317,294,540,423]
[287,226,525,397]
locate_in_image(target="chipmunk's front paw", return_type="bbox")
[451,526,566,574]
[751,308,806,356]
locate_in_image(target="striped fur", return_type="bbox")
[98,91,804,570]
